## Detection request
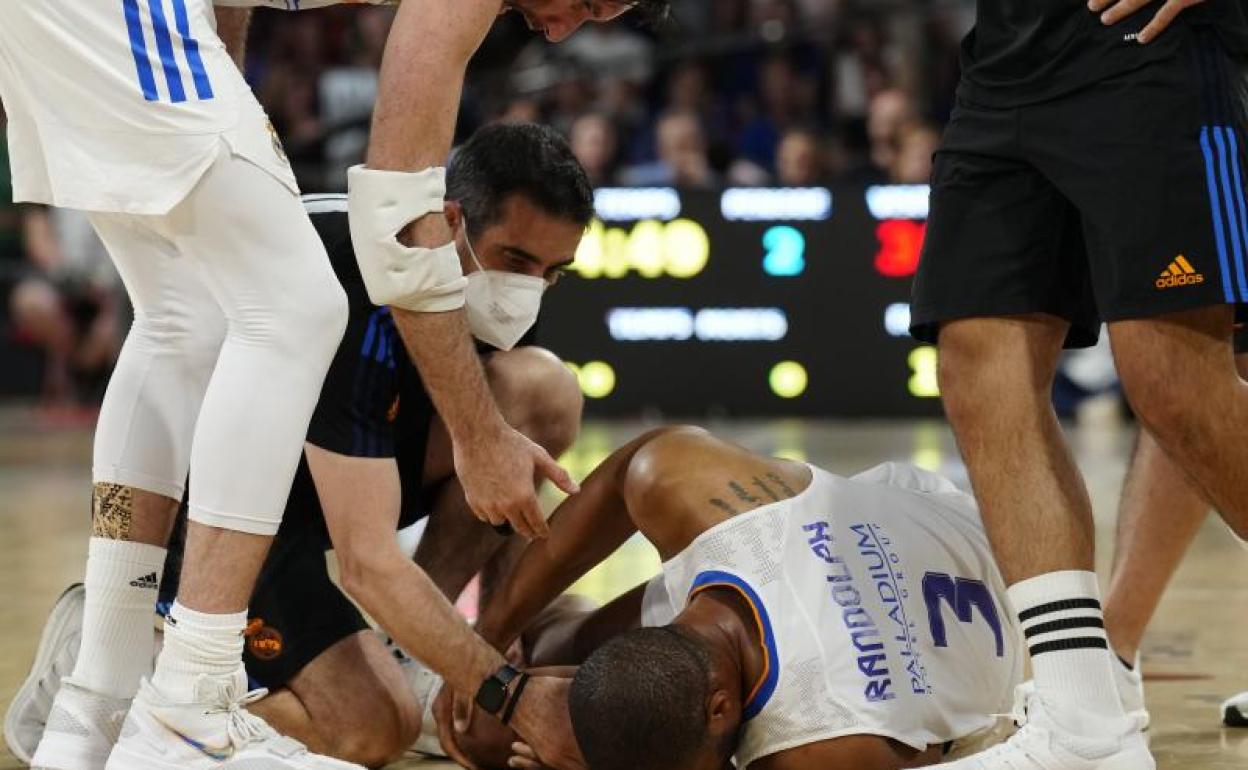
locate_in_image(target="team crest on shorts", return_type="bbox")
[1156,255,1204,289]
[245,617,284,661]
[266,120,290,166]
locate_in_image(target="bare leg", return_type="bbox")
[249,631,420,768]
[937,314,1131,745]
[1103,432,1208,663]
[938,315,1095,582]
[1110,307,1248,538]
[1103,351,1248,662]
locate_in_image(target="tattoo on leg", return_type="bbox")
[709,498,738,516]
[728,481,762,505]
[92,483,135,540]
[765,472,797,498]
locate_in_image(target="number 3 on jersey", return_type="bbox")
[922,572,1005,658]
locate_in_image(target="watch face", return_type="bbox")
[476,666,519,715]
[478,681,507,715]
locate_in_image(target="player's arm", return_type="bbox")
[522,584,649,667]
[304,444,513,710]
[474,430,670,653]
[213,7,252,68]
[1088,0,1205,44]
[349,0,575,540]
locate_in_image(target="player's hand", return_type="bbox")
[454,422,579,540]
[508,741,545,769]
[508,676,585,770]
[1087,0,1206,44]
[433,685,482,770]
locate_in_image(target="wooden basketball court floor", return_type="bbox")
[1,405,1245,769]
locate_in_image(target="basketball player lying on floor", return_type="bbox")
[2,120,591,769]
[448,424,1138,770]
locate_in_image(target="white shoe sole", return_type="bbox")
[5,584,86,764]
[30,739,111,770]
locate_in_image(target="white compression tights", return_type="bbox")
[89,144,347,535]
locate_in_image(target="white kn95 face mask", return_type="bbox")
[461,221,547,351]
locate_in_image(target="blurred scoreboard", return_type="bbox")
[541,185,942,417]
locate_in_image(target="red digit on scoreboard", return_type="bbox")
[874,219,927,278]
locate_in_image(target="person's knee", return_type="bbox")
[304,687,419,767]
[232,270,347,366]
[322,703,420,768]
[936,317,1064,424]
[1111,314,1233,439]
[486,347,583,456]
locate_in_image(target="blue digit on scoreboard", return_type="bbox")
[763,226,806,277]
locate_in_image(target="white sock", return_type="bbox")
[1009,570,1128,738]
[150,601,247,704]
[68,538,167,699]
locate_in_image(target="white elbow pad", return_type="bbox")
[347,165,468,313]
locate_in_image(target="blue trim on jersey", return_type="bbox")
[1213,126,1248,301]
[171,0,214,100]
[689,570,780,721]
[1201,127,1236,303]
[122,0,160,101]
[147,0,187,103]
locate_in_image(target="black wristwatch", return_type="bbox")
[475,664,521,716]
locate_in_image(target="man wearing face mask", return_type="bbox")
[237,122,590,766]
[5,122,594,769]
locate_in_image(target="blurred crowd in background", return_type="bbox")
[0,0,976,411]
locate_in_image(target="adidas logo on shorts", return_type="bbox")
[1156,255,1204,289]
[129,572,158,590]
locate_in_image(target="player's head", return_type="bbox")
[569,626,740,770]
[445,121,593,286]
[501,0,671,42]
[444,121,592,349]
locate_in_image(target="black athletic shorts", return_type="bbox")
[912,27,1248,349]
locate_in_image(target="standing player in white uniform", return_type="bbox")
[460,426,1040,770]
[0,2,663,770]
[0,2,358,769]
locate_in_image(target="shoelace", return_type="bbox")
[210,685,306,756]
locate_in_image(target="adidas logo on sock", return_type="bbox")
[129,572,158,590]
[1156,255,1204,289]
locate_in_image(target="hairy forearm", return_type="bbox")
[214,7,252,69]
[475,435,659,649]
[392,308,502,443]
[350,551,506,697]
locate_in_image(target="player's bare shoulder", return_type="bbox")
[623,426,812,556]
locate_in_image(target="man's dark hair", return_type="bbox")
[569,626,723,770]
[446,122,594,238]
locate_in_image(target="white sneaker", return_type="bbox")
[105,674,366,770]
[5,584,86,763]
[1221,691,1248,727]
[1111,655,1150,732]
[28,680,130,770]
[1016,657,1151,737]
[929,697,1154,769]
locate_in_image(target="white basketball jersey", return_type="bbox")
[643,463,1024,768]
[0,0,295,213]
